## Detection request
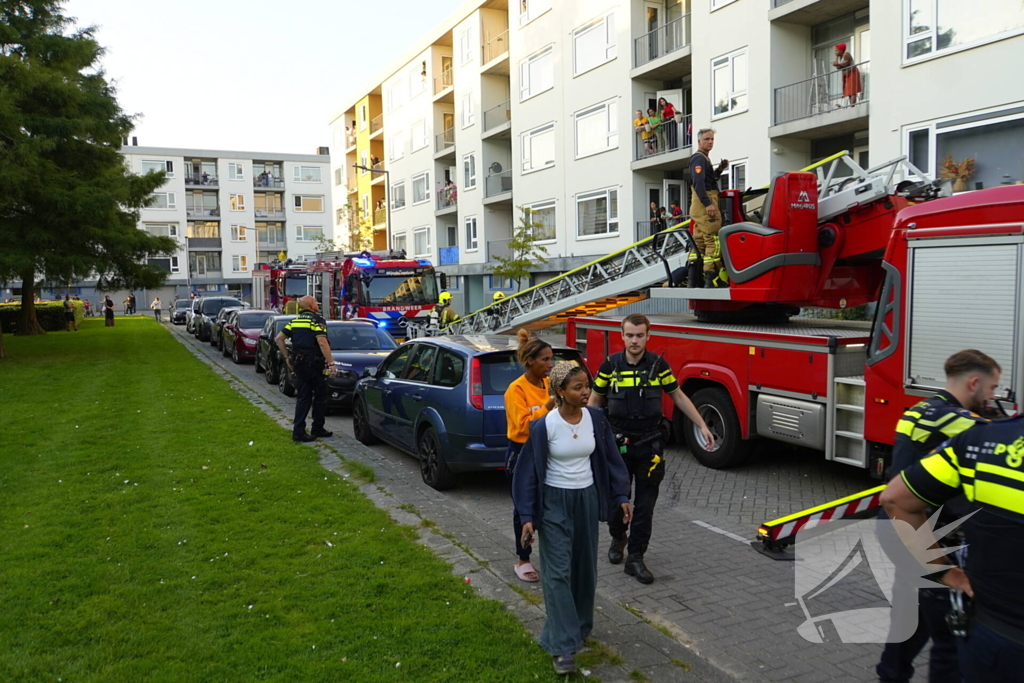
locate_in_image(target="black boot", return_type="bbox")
[704,271,717,289]
[686,263,702,289]
[624,554,654,584]
[608,537,626,565]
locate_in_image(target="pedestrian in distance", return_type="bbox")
[589,314,715,584]
[503,330,556,584]
[513,362,632,676]
[150,297,163,322]
[122,296,131,316]
[128,292,137,315]
[275,295,336,442]
[103,296,115,327]
[63,294,78,332]
[689,128,729,288]
[83,299,92,317]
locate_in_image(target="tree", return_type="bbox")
[0,0,176,337]
[490,207,550,292]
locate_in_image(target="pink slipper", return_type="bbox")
[514,562,539,583]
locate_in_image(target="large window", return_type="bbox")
[574,99,618,159]
[905,0,1024,61]
[524,201,556,241]
[141,159,174,177]
[391,181,407,210]
[231,255,249,273]
[389,130,406,161]
[393,232,408,253]
[230,225,248,242]
[187,221,219,238]
[144,222,177,237]
[519,0,552,26]
[257,222,285,246]
[229,193,246,211]
[150,192,176,210]
[521,123,555,173]
[295,225,324,242]
[292,166,322,183]
[465,216,479,251]
[463,153,477,189]
[412,172,430,204]
[461,92,475,128]
[519,46,554,101]
[189,251,221,274]
[411,120,428,151]
[576,188,618,237]
[228,162,244,181]
[414,226,432,257]
[293,195,324,212]
[712,48,748,118]
[573,13,616,76]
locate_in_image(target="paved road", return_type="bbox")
[168,321,913,682]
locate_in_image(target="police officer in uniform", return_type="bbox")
[876,349,1000,683]
[589,314,715,583]
[275,295,336,442]
[688,128,729,289]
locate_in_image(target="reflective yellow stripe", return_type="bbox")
[900,471,941,507]
[920,449,961,488]
[905,411,922,419]
[760,485,885,527]
[910,426,934,443]
[974,479,1024,512]
[977,461,1024,484]
[895,419,916,437]
[594,375,611,388]
[940,416,982,438]
[916,413,957,429]
[648,454,662,476]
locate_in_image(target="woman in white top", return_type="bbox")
[512,363,632,675]
[150,297,162,322]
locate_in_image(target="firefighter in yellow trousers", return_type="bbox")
[688,128,729,288]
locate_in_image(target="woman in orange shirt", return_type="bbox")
[504,329,555,582]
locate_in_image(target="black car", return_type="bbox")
[278,320,397,410]
[193,297,245,341]
[171,299,192,325]
[255,314,296,384]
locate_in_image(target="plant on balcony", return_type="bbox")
[489,208,549,292]
[939,154,975,193]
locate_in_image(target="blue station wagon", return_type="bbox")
[351,335,587,490]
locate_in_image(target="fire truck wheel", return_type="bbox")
[352,400,380,446]
[684,387,750,469]
[419,427,456,491]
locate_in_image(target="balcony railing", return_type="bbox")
[186,207,221,218]
[253,177,285,189]
[435,127,455,154]
[487,239,511,262]
[634,14,691,68]
[254,208,286,219]
[373,208,387,225]
[636,216,689,241]
[482,29,509,63]
[437,185,458,210]
[371,160,386,173]
[434,68,454,95]
[633,113,693,161]
[370,113,383,135]
[774,61,870,126]
[438,246,459,265]
[184,174,218,187]
[485,170,513,198]
[483,100,511,132]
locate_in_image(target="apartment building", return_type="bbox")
[329,0,1024,315]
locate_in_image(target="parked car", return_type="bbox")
[184,298,202,333]
[255,314,296,384]
[193,296,245,341]
[278,320,397,406]
[221,309,276,363]
[352,335,587,490]
[171,299,192,325]
[211,306,244,348]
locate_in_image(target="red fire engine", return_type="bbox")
[251,263,309,313]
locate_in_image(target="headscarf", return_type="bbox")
[548,362,585,406]
[835,43,847,52]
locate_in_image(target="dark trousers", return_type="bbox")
[153,310,162,321]
[608,439,665,557]
[505,441,531,562]
[292,353,327,437]
[959,620,1024,683]
[877,589,959,683]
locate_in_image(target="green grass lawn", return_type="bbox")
[0,318,559,682]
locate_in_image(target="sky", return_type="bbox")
[65,0,465,155]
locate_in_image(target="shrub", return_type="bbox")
[0,301,83,333]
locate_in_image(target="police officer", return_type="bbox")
[275,295,336,442]
[876,349,1000,683]
[881,371,1023,683]
[588,313,715,584]
[688,128,729,289]
[428,291,458,333]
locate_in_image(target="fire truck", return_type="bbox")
[252,263,309,313]
[306,250,441,341]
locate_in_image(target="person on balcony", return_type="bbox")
[832,43,862,106]
[658,98,677,150]
[634,110,655,157]
[647,107,665,154]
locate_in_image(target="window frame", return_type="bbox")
[461,92,475,128]
[292,166,322,183]
[902,0,1024,64]
[519,45,554,102]
[413,226,432,257]
[359,104,368,130]
[293,195,325,213]
[572,12,617,77]
[724,158,748,192]
[392,232,408,254]
[170,256,180,273]
[711,0,739,10]
[411,172,430,205]
[575,187,619,239]
[523,200,557,243]
[150,192,176,210]
[459,28,473,64]
[431,349,465,388]
[520,123,556,174]
[227,162,245,181]
[519,0,552,27]
[231,255,249,273]
[230,224,248,242]
[465,216,479,252]
[334,168,343,186]
[573,98,618,159]
[229,193,246,211]
[411,120,428,151]
[145,222,178,237]
[295,225,324,242]
[391,180,407,211]
[463,153,477,190]
[141,159,174,178]
[711,47,748,120]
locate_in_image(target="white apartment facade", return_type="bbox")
[330,0,1024,315]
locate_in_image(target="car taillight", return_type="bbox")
[470,357,483,410]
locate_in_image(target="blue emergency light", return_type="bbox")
[416,259,432,266]
[354,258,374,267]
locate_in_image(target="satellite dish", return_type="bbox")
[489,162,503,174]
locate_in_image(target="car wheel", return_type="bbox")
[682,387,751,469]
[279,366,296,397]
[418,427,456,491]
[352,399,380,446]
[254,354,264,373]
[221,339,230,357]
[266,358,278,384]
[231,344,242,365]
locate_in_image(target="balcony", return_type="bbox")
[186,237,221,249]
[436,185,458,215]
[632,14,691,80]
[636,216,689,242]
[373,208,387,226]
[482,100,512,139]
[486,239,511,262]
[631,113,693,172]
[184,174,218,188]
[438,246,459,266]
[484,169,513,204]
[254,208,286,219]
[370,113,384,137]
[481,29,510,74]
[769,0,869,25]
[433,68,454,102]
[369,160,386,184]
[347,180,357,195]
[186,207,221,219]
[252,177,285,189]
[771,62,869,138]
[434,127,456,158]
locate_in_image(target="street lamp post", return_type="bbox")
[352,163,390,250]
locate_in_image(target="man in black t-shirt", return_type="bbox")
[688,128,729,289]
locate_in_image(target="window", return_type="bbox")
[232,255,249,273]
[412,172,430,204]
[411,120,428,151]
[711,0,739,9]
[489,275,515,290]
[230,225,248,242]
[334,168,343,186]
[150,192,176,210]
[574,99,618,158]
[519,0,552,26]
[391,181,407,210]
[144,223,178,237]
[380,345,414,379]
[170,256,180,273]
[187,221,219,238]
[463,153,477,189]
[409,66,427,97]
[524,201,556,241]
[295,225,324,242]
[387,80,404,112]
[292,166,322,183]
[360,149,369,173]
[723,159,748,191]
[904,0,1024,61]
[392,232,408,253]
[521,123,555,173]
[459,28,472,64]
[576,188,618,237]
[389,131,406,161]
[336,207,344,225]
[189,252,221,274]
[141,159,174,177]
[362,194,370,219]
[228,163,244,181]
[573,13,616,76]
[414,226,432,256]
[359,104,368,130]
[712,48,748,118]
[461,92,475,128]
[229,194,246,211]
[519,46,554,101]
[465,216,479,251]
[433,350,465,388]
[293,195,324,212]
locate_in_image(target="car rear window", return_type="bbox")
[327,326,398,351]
[175,300,191,309]
[202,299,242,315]
[238,312,274,329]
[478,350,586,396]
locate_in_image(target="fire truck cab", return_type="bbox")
[252,263,309,313]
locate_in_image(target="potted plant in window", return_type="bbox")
[939,154,975,193]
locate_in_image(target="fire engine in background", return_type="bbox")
[252,262,309,313]
[306,250,441,341]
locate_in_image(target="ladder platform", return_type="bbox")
[648,287,732,300]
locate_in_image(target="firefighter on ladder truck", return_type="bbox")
[688,128,729,289]
[427,291,458,334]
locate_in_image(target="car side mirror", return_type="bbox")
[259,332,269,340]
[363,365,378,378]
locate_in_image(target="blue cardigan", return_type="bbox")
[512,407,630,526]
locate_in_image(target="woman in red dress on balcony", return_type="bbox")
[833,43,862,106]
[658,97,678,151]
